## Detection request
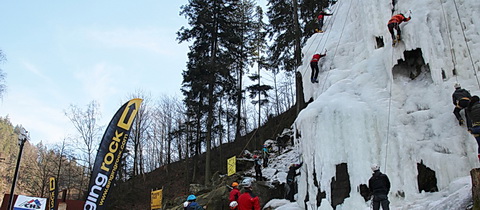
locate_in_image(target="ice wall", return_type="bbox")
[295,0,480,209]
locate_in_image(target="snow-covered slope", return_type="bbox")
[294,0,480,209]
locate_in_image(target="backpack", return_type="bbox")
[453,89,471,101]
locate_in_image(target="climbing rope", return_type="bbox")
[438,0,458,83]
[383,50,395,174]
[452,0,480,89]
[300,0,343,76]
[315,2,342,53]
[319,0,355,93]
[383,4,406,173]
[238,128,259,157]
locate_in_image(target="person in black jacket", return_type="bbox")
[452,83,472,126]
[368,164,390,210]
[285,162,303,202]
[253,155,263,181]
[466,95,480,161]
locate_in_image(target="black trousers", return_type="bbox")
[310,62,319,80]
[285,181,296,202]
[454,99,470,123]
[387,23,400,40]
[372,194,390,210]
[318,19,324,30]
[255,165,262,180]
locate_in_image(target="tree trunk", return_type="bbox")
[205,82,215,186]
[236,69,243,140]
[258,62,261,129]
[167,124,172,165]
[471,168,480,210]
[292,0,302,67]
[274,72,280,115]
[295,71,306,115]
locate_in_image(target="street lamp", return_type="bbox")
[7,126,29,210]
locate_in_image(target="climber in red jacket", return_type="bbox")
[310,52,326,83]
[237,179,261,210]
[387,13,411,44]
[317,9,333,32]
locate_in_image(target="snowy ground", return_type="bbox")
[254,144,472,209]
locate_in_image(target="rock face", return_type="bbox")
[417,161,438,193]
[471,168,480,210]
[168,173,285,210]
[330,163,351,208]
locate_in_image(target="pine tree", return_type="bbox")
[266,0,300,71]
[178,0,249,185]
[300,0,330,35]
[247,6,272,128]
[228,0,258,140]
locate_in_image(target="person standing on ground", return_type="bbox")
[452,83,472,126]
[229,182,240,209]
[310,52,326,83]
[466,95,480,161]
[368,164,390,210]
[253,155,263,181]
[285,162,303,202]
[262,144,269,167]
[237,178,261,210]
[184,195,204,210]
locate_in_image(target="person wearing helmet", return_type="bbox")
[253,155,263,181]
[229,201,238,210]
[237,179,261,210]
[262,144,269,167]
[368,164,391,210]
[310,52,327,83]
[285,162,303,202]
[317,8,333,33]
[229,182,241,209]
[184,194,204,210]
[387,13,411,45]
[466,95,480,161]
[452,83,472,126]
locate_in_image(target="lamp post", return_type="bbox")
[7,126,29,210]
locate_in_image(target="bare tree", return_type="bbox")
[0,50,7,99]
[64,101,102,175]
[125,90,153,177]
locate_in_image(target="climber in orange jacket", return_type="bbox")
[387,13,411,43]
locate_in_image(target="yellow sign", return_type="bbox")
[151,189,163,210]
[227,156,236,176]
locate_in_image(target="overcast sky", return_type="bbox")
[0,1,190,145]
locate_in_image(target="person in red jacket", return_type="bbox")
[387,13,411,44]
[237,178,261,210]
[229,182,240,209]
[317,8,333,32]
[310,52,326,83]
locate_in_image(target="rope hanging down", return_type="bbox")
[319,0,355,93]
[300,0,343,76]
[383,41,396,174]
[452,0,480,89]
[438,0,458,83]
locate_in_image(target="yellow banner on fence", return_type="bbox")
[151,189,163,210]
[227,156,236,176]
